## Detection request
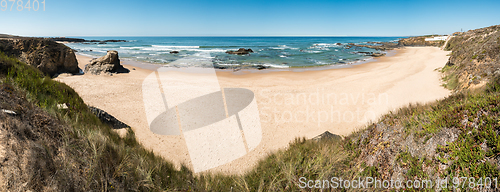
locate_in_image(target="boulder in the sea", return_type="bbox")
[226,48,254,55]
[0,38,80,77]
[84,50,129,75]
[255,64,268,70]
[170,51,179,54]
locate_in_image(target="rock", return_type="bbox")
[88,106,129,129]
[1,109,17,116]
[0,38,80,77]
[170,51,179,54]
[101,40,127,43]
[226,48,254,55]
[371,52,386,57]
[312,131,343,141]
[56,103,68,109]
[84,50,129,75]
[348,42,399,51]
[255,64,268,70]
[98,42,107,44]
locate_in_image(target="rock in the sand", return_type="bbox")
[312,131,343,141]
[226,48,254,55]
[88,106,129,129]
[84,50,129,75]
[170,51,179,54]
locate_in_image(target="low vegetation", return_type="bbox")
[1,24,500,191]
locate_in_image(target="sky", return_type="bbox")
[1,0,499,37]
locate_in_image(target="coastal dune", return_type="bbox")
[56,47,450,174]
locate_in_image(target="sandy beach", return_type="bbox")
[56,47,451,174]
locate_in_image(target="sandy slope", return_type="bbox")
[56,47,450,174]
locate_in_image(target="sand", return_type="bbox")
[55,47,451,174]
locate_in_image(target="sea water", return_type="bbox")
[66,37,402,69]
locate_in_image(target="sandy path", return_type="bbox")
[56,47,450,174]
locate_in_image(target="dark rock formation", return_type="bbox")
[84,50,129,75]
[170,51,179,54]
[48,37,86,43]
[226,48,254,55]
[255,64,268,70]
[48,37,126,43]
[354,51,386,57]
[88,106,129,129]
[0,38,80,76]
[348,42,400,51]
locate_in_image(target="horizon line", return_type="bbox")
[4,33,453,38]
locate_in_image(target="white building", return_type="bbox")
[425,36,449,41]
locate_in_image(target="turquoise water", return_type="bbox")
[66,37,402,69]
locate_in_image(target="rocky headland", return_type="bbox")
[48,37,127,44]
[0,37,80,77]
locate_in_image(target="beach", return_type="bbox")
[56,47,451,174]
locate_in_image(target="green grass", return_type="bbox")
[442,73,460,90]
[1,52,197,191]
[1,51,355,191]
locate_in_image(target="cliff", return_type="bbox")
[0,37,80,77]
[443,25,500,91]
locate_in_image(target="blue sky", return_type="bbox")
[1,0,499,37]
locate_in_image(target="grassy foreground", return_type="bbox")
[2,26,500,191]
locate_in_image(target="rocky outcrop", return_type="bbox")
[170,51,179,54]
[442,25,500,91]
[0,38,80,76]
[84,50,129,75]
[354,51,386,57]
[348,42,400,51]
[398,36,446,47]
[226,48,254,55]
[48,37,127,44]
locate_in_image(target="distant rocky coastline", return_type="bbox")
[48,37,127,44]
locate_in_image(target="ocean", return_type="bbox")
[66,37,402,69]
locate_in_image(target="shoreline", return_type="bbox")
[73,48,399,75]
[59,47,451,175]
